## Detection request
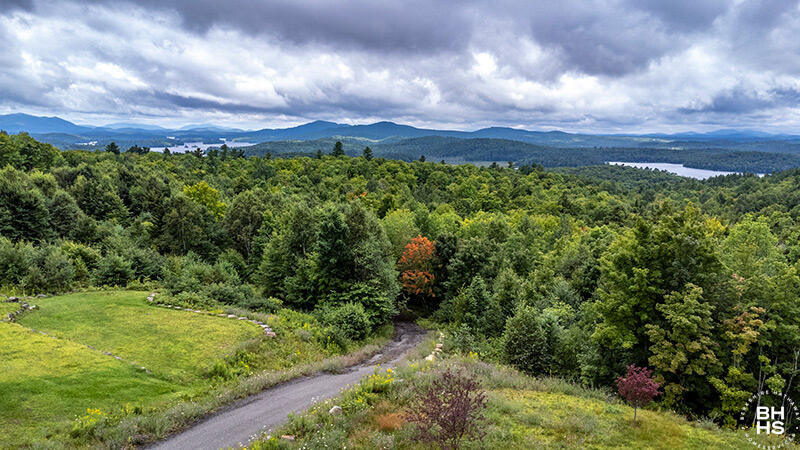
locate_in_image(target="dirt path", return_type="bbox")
[148,322,426,450]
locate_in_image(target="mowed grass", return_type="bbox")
[0,322,182,447]
[18,291,263,382]
[1,300,20,316]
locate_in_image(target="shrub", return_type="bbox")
[326,282,395,326]
[94,253,134,287]
[501,306,552,375]
[404,368,487,450]
[322,302,372,341]
[616,364,661,424]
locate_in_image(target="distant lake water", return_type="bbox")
[607,162,763,180]
[155,140,257,153]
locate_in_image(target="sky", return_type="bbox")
[1,0,800,133]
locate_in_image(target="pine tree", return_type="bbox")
[332,141,345,157]
[104,142,120,154]
[363,146,373,160]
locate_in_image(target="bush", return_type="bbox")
[237,296,281,313]
[326,282,395,326]
[404,368,487,450]
[322,302,372,341]
[162,291,216,310]
[501,306,553,375]
[94,253,133,287]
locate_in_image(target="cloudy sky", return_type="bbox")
[1,0,800,132]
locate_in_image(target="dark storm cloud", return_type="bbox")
[631,0,730,31]
[681,87,800,114]
[100,0,476,54]
[2,0,34,11]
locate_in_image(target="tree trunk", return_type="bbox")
[634,406,638,425]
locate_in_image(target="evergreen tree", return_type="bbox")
[331,141,345,157]
[104,141,120,154]
[363,146,373,160]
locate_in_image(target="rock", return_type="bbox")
[265,331,277,337]
[329,405,343,416]
[281,435,295,441]
[227,314,237,318]
[7,313,14,321]
[8,296,18,302]
[425,354,435,361]
[130,434,150,445]
[36,294,47,298]
[238,317,247,320]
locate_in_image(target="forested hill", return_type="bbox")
[4,131,800,438]
[241,135,800,173]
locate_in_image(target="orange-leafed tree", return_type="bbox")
[399,235,436,297]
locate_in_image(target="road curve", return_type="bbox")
[148,322,426,450]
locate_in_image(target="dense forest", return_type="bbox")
[241,136,800,173]
[4,130,800,429]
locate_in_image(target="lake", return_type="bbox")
[153,140,257,153]
[607,162,763,180]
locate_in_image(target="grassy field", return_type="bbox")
[0,322,182,446]
[1,290,368,448]
[254,356,789,450]
[17,291,263,382]
[1,300,20,317]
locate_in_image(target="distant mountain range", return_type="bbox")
[3,113,800,159]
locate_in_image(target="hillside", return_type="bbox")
[250,356,780,449]
[240,135,800,173]
[0,290,389,448]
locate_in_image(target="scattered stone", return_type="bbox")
[265,331,276,337]
[329,405,343,415]
[425,354,435,361]
[227,314,237,318]
[36,294,47,298]
[8,297,18,302]
[130,434,150,445]
[281,435,295,441]
[238,317,247,320]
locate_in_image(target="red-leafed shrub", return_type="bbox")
[616,364,661,424]
[404,368,487,450]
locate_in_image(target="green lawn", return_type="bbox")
[1,290,267,447]
[0,322,182,447]
[18,291,263,382]
[1,290,383,448]
[1,300,19,317]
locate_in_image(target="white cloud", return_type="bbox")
[1,0,800,132]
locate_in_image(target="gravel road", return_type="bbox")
[148,322,426,450]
